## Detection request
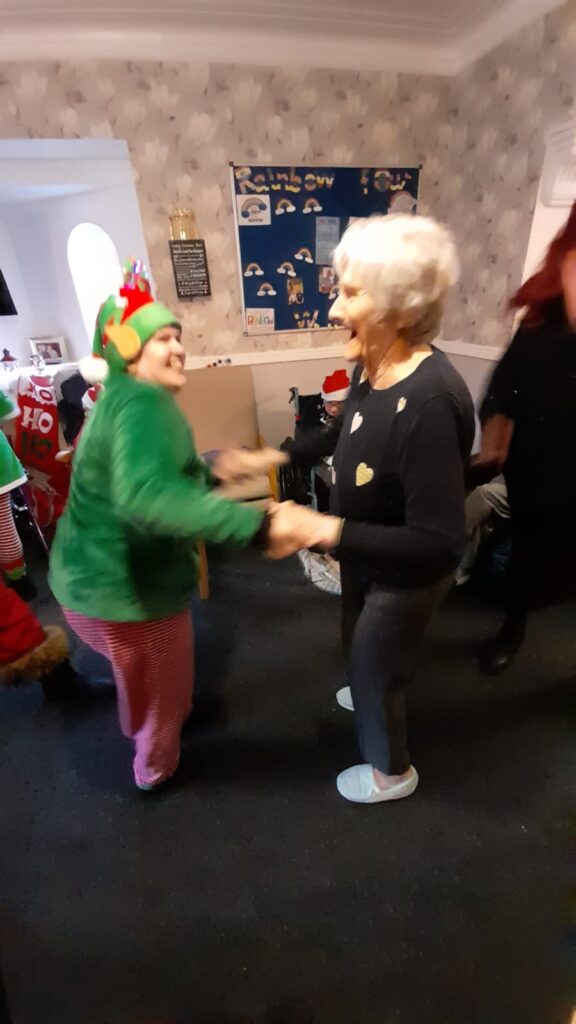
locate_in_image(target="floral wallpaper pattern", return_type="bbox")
[1,0,576,356]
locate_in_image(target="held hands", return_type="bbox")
[265,501,343,560]
[212,446,288,484]
[211,447,343,559]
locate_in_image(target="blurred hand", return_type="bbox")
[212,446,288,483]
[55,449,74,465]
[265,501,342,560]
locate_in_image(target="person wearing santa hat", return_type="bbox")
[49,259,274,792]
[291,369,351,595]
[321,369,351,421]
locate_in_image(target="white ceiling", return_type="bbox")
[0,184,95,206]
[0,143,134,211]
[0,0,565,74]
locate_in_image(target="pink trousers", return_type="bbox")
[64,608,194,788]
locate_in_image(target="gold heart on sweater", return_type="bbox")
[355,462,374,487]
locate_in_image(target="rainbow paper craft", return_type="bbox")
[303,198,323,214]
[257,283,277,297]
[244,262,264,277]
[276,261,296,277]
[275,198,296,215]
[294,247,314,263]
[240,198,268,220]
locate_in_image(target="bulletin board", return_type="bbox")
[230,164,420,336]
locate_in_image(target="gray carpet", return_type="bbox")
[0,549,575,1024]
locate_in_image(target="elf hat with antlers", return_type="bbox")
[80,258,180,383]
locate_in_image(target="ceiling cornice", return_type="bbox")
[1,0,565,77]
[449,0,565,74]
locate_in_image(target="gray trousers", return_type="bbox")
[458,475,509,579]
[341,562,446,775]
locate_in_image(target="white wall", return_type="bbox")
[0,183,149,363]
[252,357,350,447]
[0,139,134,187]
[522,178,569,284]
[187,344,498,449]
[40,184,150,356]
[0,218,33,357]
[4,206,64,348]
[444,351,495,410]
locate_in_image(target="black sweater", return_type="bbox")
[290,351,475,588]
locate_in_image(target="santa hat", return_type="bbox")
[79,258,180,384]
[0,579,69,686]
[321,369,351,403]
[82,383,103,414]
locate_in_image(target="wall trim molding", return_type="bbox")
[3,1,563,75]
[451,0,564,73]
[184,338,502,370]
[7,340,503,377]
[437,338,502,362]
[2,25,458,75]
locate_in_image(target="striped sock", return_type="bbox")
[0,491,25,579]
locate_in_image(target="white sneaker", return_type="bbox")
[136,780,159,792]
[307,552,341,596]
[336,764,419,804]
[297,548,313,579]
[336,686,354,711]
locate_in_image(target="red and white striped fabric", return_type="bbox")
[0,491,25,579]
[64,608,194,788]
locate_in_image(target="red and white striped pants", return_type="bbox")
[64,608,194,788]
[0,491,24,579]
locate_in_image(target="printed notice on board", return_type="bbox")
[315,217,340,265]
[246,308,275,334]
[169,240,211,299]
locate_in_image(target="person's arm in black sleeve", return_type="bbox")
[283,415,343,463]
[479,324,524,424]
[336,395,468,586]
[467,325,525,489]
[285,363,362,464]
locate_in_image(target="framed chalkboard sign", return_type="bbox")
[169,239,211,300]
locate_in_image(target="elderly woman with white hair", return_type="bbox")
[284,213,475,802]
[218,214,475,804]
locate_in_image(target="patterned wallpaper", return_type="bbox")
[1,0,575,356]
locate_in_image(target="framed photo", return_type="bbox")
[29,336,68,365]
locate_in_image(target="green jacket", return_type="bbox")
[0,389,26,495]
[50,374,263,621]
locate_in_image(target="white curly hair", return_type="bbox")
[332,214,459,346]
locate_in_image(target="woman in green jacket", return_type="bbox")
[0,389,35,598]
[50,262,265,791]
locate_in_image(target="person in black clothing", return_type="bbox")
[472,202,576,674]
[0,963,12,1024]
[221,215,474,804]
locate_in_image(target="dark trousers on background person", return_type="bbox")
[340,561,445,776]
[0,964,12,1024]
